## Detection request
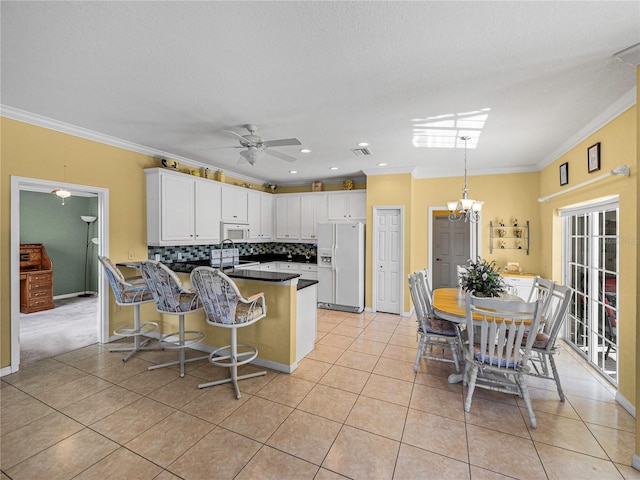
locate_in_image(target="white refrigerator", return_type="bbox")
[317,222,365,313]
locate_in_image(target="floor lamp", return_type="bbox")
[79,215,97,297]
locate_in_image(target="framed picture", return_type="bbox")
[588,142,601,173]
[559,162,569,186]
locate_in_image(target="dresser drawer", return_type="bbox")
[28,272,52,285]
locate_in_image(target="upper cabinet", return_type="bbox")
[300,194,327,240]
[327,191,366,221]
[221,185,248,223]
[248,190,274,241]
[276,195,300,240]
[146,168,221,246]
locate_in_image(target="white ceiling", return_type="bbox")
[2,1,638,186]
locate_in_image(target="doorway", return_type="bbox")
[429,208,480,289]
[561,198,619,386]
[9,176,110,374]
[372,207,403,315]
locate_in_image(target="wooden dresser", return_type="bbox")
[20,243,54,314]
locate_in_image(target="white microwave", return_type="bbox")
[221,222,250,242]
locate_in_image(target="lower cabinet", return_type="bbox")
[501,275,535,301]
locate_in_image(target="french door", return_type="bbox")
[562,199,619,385]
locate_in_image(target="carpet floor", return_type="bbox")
[19,296,99,365]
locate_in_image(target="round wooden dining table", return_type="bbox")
[432,287,523,383]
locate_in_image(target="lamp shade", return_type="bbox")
[81,215,97,223]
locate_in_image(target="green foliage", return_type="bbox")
[459,258,505,298]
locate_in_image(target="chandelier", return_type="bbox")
[447,136,483,223]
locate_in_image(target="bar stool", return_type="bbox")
[190,266,267,399]
[98,256,159,361]
[140,260,208,377]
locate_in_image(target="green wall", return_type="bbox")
[20,191,99,296]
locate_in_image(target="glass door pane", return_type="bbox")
[563,206,618,385]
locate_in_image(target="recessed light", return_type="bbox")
[289,170,297,174]
[357,142,369,147]
[377,163,387,166]
[300,149,311,153]
[330,167,338,170]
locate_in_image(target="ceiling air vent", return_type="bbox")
[351,147,372,156]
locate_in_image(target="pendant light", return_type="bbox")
[447,136,483,222]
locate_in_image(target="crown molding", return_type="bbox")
[614,43,640,66]
[362,166,416,177]
[536,88,636,171]
[0,105,267,186]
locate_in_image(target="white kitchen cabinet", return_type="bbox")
[501,275,535,301]
[277,262,299,273]
[248,191,274,241]
[276,195,300,240]
[300,194,327,240]
[221,185,248,223]
[259,262,276,272]
[327,191,366,221]
[145,168,221,246]
[298,263,318,280]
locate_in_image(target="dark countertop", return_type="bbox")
[241,254,317,264]
[225,269,300,283]
[166,260,300,283]
[297,279,319,291]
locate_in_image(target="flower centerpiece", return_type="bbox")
[459,258,505,297]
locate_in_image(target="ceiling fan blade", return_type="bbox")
[223,129,255,146]
[195,145,242,150]
[263,138,302,148]
[265,149,296,162]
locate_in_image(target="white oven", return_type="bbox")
[221,222,250,242]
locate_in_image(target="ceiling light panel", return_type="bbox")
[412,109,489,149]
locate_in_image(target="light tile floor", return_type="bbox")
[1,309,638,479]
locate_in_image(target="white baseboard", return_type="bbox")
[615,391,636,418]
[0,365,16,377]
[53,292,96,300]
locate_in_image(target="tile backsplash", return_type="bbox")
[148,242,317,263]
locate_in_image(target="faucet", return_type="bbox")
[220,238,235,249]
[287,249,293,260]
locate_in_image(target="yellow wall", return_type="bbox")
[365,174,413,309]
[538,106,637,407]
[1,118,159,367]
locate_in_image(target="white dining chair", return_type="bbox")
[463,293,544,428]
[408,271,461,373]
[525,283,572,401]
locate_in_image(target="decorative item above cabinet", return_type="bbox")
[489,220,529,255]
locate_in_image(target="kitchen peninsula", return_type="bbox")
[121,261,318,373]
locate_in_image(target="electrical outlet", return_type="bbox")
[128,251,134,260]
[177,252,183,260]
[155,254,161,261]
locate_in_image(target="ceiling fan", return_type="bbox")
[207,124,301,166]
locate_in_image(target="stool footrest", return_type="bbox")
[114,321,159,337]
[209,344,258,368]
[159,330,205,349]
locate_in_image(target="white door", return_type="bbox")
[374,208,401,314]
[432,215,470,289]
